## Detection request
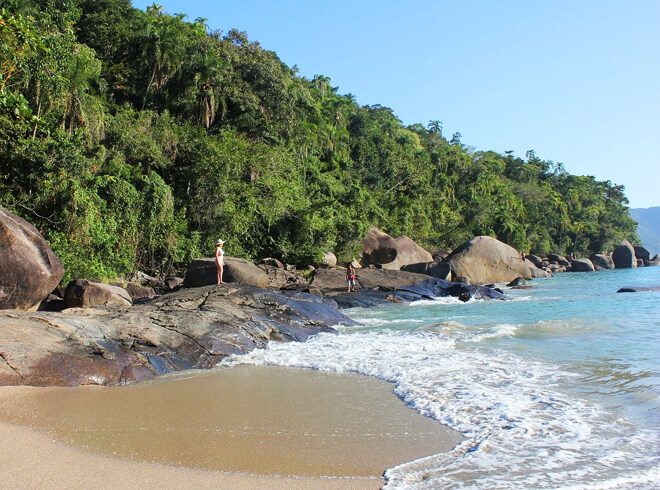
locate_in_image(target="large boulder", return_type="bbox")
[612,240,637,268]
[633,246,651,262]
[0,206,64,311]
[444,236,532,285]
[320,252,337,268]
[64,280,132,308]
[570,258,595,272]
[591,254,614,270]
[401,262,451,280]
[183,257,269,288]
[360,228,432,270]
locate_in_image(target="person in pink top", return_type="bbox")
[215,239,226,285]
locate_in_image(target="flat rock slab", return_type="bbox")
[617,286,660,293]
[0,284,353,387]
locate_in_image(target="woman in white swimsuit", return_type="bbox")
[215,239,225,285]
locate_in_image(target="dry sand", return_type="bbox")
[0,365,461,489]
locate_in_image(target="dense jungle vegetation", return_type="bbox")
[0,0,639,280]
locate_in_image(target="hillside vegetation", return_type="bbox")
[0,1,638,280]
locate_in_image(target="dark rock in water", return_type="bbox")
[570,258,595,272]
[507,277,527,287]
[612,240,637,269]
[636,259,644,267]
[330,277,507,308]
[0,284,350,387]
[184,257,269,288]
[591,254,614,270]
[617,286,660,293]
[633,246,651,262]
[0,206,64,311]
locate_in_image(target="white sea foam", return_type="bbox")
[221,328,660,489]
[410,296,466,307]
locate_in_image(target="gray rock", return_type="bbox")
[183,257,269,288]
[0,206,64,311]
[125,283,156,301]
[360,228,432,270]
[525,259,551,278]
[612,240,637,268]
[570,258,595,272]
[617,286,660,293]
[262,257,284,269]
[591,254,614,270]
[64,279,132,308]
[321,251,337,268]
[401,262,451,280]
[257,264,307,289]
[526,254,543,267]
[507,277,527,287]
[633,246,651,262]
[444,236,532,285]
[548,254,570,267]
[0,284,350,387]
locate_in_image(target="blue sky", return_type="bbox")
[132,1,659,209]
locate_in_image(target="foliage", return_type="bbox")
[0,2,638,281]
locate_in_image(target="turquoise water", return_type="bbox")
[225,267,660,489]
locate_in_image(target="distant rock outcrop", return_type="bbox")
[0,206,64,311]
[444,236,532,285]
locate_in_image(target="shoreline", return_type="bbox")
[0,365,462,488]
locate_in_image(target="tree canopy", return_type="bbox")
[0,1,639,280]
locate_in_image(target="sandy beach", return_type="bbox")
[0,365,461,489]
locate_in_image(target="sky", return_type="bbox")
[132,0,659,209]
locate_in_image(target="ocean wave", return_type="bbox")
[221,329,659,489]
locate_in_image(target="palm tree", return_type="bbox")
[140,5,187,110]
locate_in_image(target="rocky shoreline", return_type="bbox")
[1,206,656,388]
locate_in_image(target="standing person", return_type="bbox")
[215,239,225,285]
[346,263,357,292]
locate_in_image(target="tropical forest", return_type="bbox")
[0,0,639,281]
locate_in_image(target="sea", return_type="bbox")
[223,266,660,489]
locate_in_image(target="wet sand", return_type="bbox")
[0,365,462,488]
